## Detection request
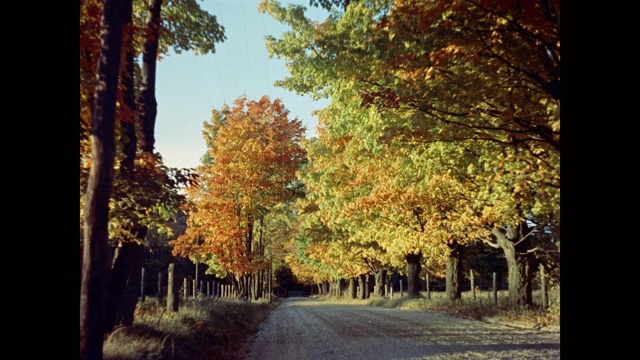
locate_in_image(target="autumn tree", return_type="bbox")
[171,96,306,300]
[261,0,559,307]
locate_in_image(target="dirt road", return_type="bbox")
[237,297,560,359]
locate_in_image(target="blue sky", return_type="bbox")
[154,0,331,170]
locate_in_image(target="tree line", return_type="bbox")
[170,0,559,312]
[256,0,560,307]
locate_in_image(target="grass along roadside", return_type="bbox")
[103,296,279,360]
[309,287,559,331]
[362,288,560,330]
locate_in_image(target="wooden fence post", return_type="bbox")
[140,267,145,302]
[183,278,188,299]
[167,263,179,312]
[268,256,273,302]
[492,272,497,305]
[194,261,199,297]
[471,270,476,301]
[400,279,403,298]
[426,273,430,300]
[540,264,548,310]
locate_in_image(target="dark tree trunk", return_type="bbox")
[104,0,161,333]
[348,278,356,299]
[245,213,254,300]
[167,263,180,312]
[138,0,163,153]
[255,270,263,300]
[491,222,535,307]
[405,252,422,297]
[358,275,366,299]
[242,274,250,299]
[373,269,386,297]
[80,0,128,359]
[445,241,464,302]
[364,275,372,299]
[322,280,329,295]
[256,220,264,300]
[119,0,137,175]
[105,237,144,332]
[386,274,391,297]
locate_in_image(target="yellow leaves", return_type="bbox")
[443,44,464,55]
[424,66,434,80]
[135,151,159,170]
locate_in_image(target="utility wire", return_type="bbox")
[191,52,213,107]
[240,0,256,98]
[215,0,239,97]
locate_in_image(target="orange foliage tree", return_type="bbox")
[171,96,306,299]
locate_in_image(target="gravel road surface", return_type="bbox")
[238,297,560,359]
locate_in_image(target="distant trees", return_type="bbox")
[171,96,307,300]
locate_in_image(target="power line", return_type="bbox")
[240,0,256,98]
[215,0,239,97]
[211,55,227,101]
[262,5,270,91]
[191,52,213,107]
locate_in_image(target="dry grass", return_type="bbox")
[103,296,278,360]
[322,286,560,329]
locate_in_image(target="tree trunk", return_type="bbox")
[405,252,422,297]
[243,274,250,300]
[322,280,329,295]
[373,269,386,297]
[80,1,128,359]
[167,263,180,312]
[138,0,163,153]
[104,238,144,332]
[106,0,164,335]
[348,278,356,299]
[105,0,162,332]
[256,270,263,301]
[491,223,535,307]
[119,0,137,175]
[256,220,264,300]
[445,241,464,302]
[335,279,342,299]
[358,275,366,299]
[364,275,372,299]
